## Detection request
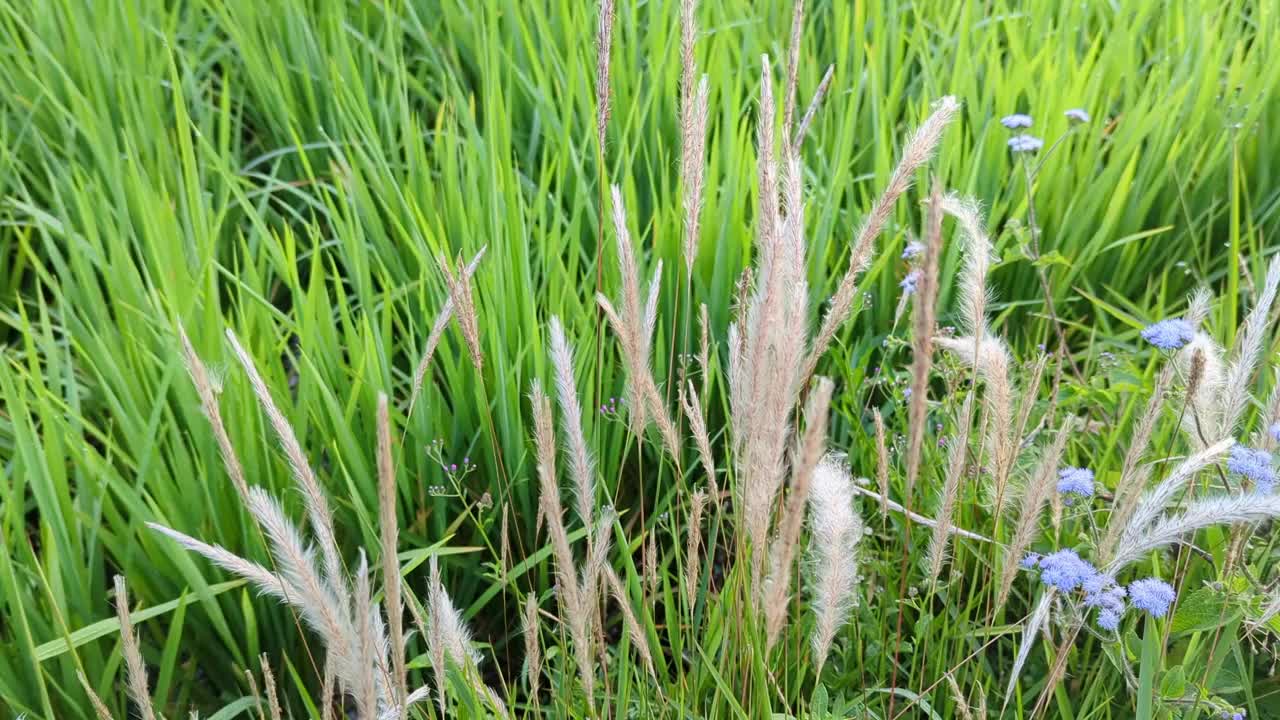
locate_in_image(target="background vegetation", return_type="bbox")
[2,0,1278,717]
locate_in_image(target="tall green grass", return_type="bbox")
[1,0,1278,717]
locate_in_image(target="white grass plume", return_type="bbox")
[684,489,709,607]
[996,419,1071,608]
[936,334,1016,508]
[792,65,834,148]
[549,317,597,531]
[260,655,283,720]
[177,325,249,502]
[595,0,615,150]
[375,394,406,709]
[1100,364,1175,562]
[730,57,812,589]
[1107,492,1280,573]
[904,182,944,501]
[427,555,481,715]
[926,395,973,584]
[806,455,863,673]
[939,194,991,343]
[1117,438,1234,548]
[680,380,719,501]
[522,595,542,699]
[76,671,114,720]
[807,96,959,378]
[1219,254,1280,435]
[409,247,486,416]
[353,553,381,719]
[439,252,484,372]
[596,187,680,458]
[1004,590,1055,706]
[114,576,157,720]
[764,377,833,650]
[679,0,709,280]
[603,565,657,680]
[1178,333,1226,448]
[873,409,889,518]
[225,330,348,605]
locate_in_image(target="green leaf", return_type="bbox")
[1160,664,1187,699]
[1171,586,1242,635]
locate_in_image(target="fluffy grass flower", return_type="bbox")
[806,456,863,674]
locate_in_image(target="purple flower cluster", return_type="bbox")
[1082,573,1127,630]
[1271,421,1280,443]
[1227,445,1276,492]
[1008,134,1044,153]
[1033,549,1096,592]
[1056,467,1095,503]
[1140,318,1194,350]
[1127,578,1176,617]
[900,269,922,295]
[1001,114,1033,129]
[1064,108,1091,124]
[901,241,925,260]
[1024,550,1178,629]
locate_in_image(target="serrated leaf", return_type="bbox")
[1171,586,1242,635]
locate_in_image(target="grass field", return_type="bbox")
[3,0,1280,718]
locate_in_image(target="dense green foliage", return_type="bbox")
[2,0,1279,718]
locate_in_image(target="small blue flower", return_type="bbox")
[1001,114,1033,129]
[901,241,925,260]
[1021,553,1041,569]
[1064,108,1091,124]
[902,387,913,400]
[1270,421,1280,443]
[1082,574,1127,630]
[1128,578,1176,617]
[1037,549,1097,593]
[1008,134,1044,153]
[1227,445,1276,491]
[900,269,922,295]
[1057,467,1095,503]
[1140,318,1194,350]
